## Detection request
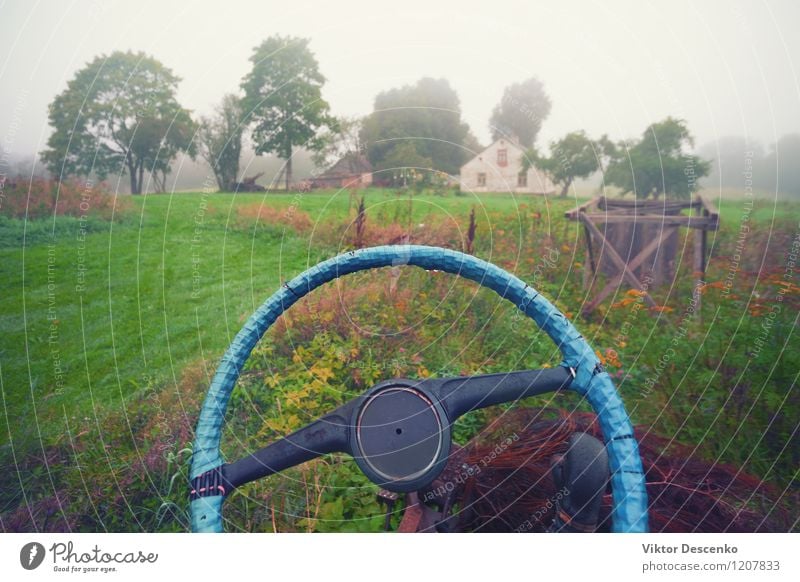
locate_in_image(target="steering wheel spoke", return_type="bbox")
[424,366,574,422]
[221,401,356,491]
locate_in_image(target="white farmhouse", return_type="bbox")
[459,138,555,194]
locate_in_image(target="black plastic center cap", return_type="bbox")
[354,385,449,491]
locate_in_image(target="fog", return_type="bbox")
[1,0,799,188]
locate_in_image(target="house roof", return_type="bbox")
[461,137,526,169]
[320,153,372,178]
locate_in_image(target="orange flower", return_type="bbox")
[611,297,637,308]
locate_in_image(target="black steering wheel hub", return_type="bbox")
[352,381,451,492]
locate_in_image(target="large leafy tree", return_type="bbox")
[489,78,551,148]
[525,131,600,197]
[198,94,244,191]
[241,36,336,191]
[360,78,471,179]
[43,51,195,194]
[605,118,710,199]
[312,115,364,169]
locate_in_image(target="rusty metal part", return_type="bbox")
[397,445,470,532]
[398,492,426,532]
[376,489,399,531]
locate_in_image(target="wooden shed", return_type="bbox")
[566,196,719,315]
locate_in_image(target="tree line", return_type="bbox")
[41,37,800,199]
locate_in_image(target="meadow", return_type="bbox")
[1,186,797,532]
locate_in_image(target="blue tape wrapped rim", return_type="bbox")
[190,245,649,532]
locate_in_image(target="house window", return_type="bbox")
[517,172,528,187]
[497,149,508,166]
[477,173,486,187]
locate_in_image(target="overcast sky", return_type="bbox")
[1,0,798,161]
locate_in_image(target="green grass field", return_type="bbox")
[0,189,580,447]
[1,187,798,531]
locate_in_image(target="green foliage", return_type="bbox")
[0,214,110,248]
[197,94,244,191]
[489,77,552,148]
[605,117,711,199]
[241,36,336,189]
[527,131,600,197]
[379,142,433,185]
[42,50,196,194]
[311,115,364,169]
[360,78,470,178]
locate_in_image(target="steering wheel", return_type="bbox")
[189,245,649,532]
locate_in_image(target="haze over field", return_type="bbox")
[1,0,799,539]
[1,0,799,192]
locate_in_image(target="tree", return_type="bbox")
[525,131,600,197]
[380,142,433,186]
[198,94,244,191]
[595,134,619,174]
[312,115,364,169]
[605,118,710,199]
[42,51,195,194]
[241,36,336,191]
[360,77,470,179]
[133,114,195,193]
[489,78,551,148]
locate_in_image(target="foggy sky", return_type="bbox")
[1,0,799,163]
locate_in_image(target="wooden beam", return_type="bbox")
[579,214,657,311]
[565,196,600,220]
[582,226,676,314]
[693,201,707,316]
[583,223,597,290]
[583,214,718,229]
[600,198,691,212]
[698,195,719,219]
